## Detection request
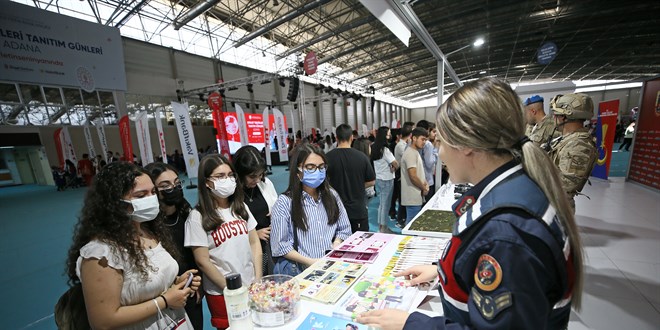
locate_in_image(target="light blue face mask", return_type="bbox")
[300,168,326,189]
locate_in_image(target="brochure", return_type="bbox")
[325,250,378,264]
[332,274,418,321]
[296,312,368,330]
[335,231,395,254]
[295,260,367,304]
[382,236,448,277]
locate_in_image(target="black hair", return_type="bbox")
[233,145,267,185]
[411,127,428,138]
[336,124,353,142]
[416,119,430,130]
[371,126,390,161]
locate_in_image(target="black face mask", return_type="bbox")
[160,185,184,206]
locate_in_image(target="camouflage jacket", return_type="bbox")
[529,115,560,147]
[549,128,597,197]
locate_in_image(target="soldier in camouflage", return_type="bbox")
[549,93,597,212]
[523,95,561,147]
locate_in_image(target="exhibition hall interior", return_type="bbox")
[0,0,658,329]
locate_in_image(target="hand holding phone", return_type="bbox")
[183,272,194,289]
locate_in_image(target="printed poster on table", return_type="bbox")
[171,101,199,179]
[295,260,366,304]
[591,100,619,179]
[296,312,367,330]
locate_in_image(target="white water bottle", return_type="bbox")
[223,273,253,330]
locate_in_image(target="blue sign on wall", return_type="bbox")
[537,42,558,65]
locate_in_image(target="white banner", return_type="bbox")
[289,109,296,139]
[154,107,168,163]
[171,101,199,179]
[83,123,96,159]
[61,127,77,163]
[262,108,272,166]
[93,118,109,162]
[234,104,250,146]
[0,1,127,91]
[272,108,288,162]
[134,111,153,165]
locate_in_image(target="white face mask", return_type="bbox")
[209,177,237,198]
[123,195,160,222]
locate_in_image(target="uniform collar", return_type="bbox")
[452,160,520,217]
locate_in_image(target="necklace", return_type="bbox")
[164,212,180,227]
[246,187,256,202]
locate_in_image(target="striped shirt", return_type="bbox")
[270,189,352,259]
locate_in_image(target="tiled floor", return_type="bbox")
[568,177,660,329]
[1,169,658,329]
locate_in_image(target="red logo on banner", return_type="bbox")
[208,92,231,159]
[304,51,318,75]
[119,115,133,163]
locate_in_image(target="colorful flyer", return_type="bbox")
[295,260,367,304]
[332,275,418,321]
[296,312,368,330]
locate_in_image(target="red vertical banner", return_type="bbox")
[208,92,231,159]
[591,100,620,179]
[53,128,64,168]
[118,115,133,163]
[628,78,660,190]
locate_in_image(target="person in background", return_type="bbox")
[618,121,636,151]
[326,124,376,233]
[324,135,334,153]
[270,143,352,274]
[388,128,401,220]
[65,159,79,188]
[77,154,95,186]
[64,162,201,329]
[523,95,561,147]
[393,124,413,228]
[400,127,429,224]
[415,120,438,201]
[185,154,262,329]
[371,126,399,233]
[145,162,204,329]
[549,93,598,212]
[233,145,279,276]
[358,77,583,330]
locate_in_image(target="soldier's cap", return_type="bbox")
[551,93,594,120]
[523,95,544,106]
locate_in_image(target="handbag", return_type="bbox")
[54,283,91,330]
[272,222,304,276]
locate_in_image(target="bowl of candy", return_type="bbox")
[248,274,300,327]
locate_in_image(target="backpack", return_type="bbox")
[54,284,91,330]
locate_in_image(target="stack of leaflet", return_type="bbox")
[382,236,449,277]
[325,231,394,264]
[295,260,367,304]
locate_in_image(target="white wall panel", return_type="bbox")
[174,52,215,88]
[321,99,334,130]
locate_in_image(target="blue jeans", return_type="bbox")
[376,179,394,226]
[405,205,422,225]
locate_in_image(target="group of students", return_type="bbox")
[58,77,584,330]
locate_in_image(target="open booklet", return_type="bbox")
[295,260,367,304]
[332,274,421,321]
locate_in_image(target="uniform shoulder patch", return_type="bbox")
[471,287,513,320]
[474,254,503,291]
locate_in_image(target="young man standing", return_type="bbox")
[400,127,429,225]
[326,124,376,233]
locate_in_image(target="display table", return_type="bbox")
[402,184,456,238]
[250,234,444,330]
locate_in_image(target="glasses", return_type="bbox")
[157,180,182,193]
[298,163,327,173]
[208,173,235,181]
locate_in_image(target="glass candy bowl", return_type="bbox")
[248,274,300,327]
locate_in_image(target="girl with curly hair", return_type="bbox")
[64,161,201,329]
[184,154,262,329]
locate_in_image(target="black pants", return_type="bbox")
[619,138,632,151]
[350,218,369,233]
[185,285,204,329]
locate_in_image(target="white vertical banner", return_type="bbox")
[134,111,154,165]
[362,124,369,137]
[62,127,77,163]
[154,107,168,163]
[83,123,97,159]
[272,107,288,162]
[171,101,199,179]
[262,108,272,166]
[289,109,296,138]
[234,104,250,146]
[94,118,109,162]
